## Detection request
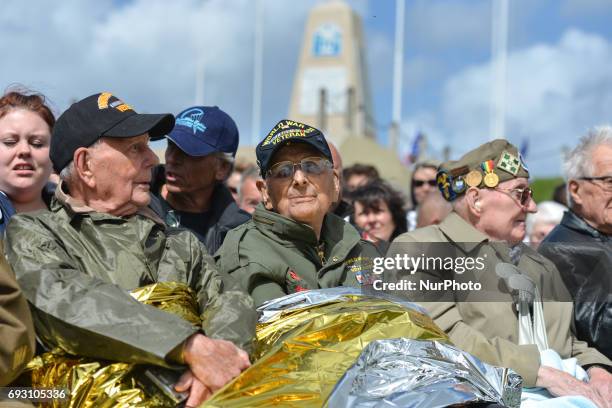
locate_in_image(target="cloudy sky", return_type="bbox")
[2,0,612,176]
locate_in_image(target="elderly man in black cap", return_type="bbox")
[4,93,255,406]
[216,120,381,306]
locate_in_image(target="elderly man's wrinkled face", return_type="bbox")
[89,134,158,213]
[570,144,612,234]
[259,143,339,229]
[477,177,536,245]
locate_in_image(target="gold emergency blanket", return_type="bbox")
[25,282,198,408]
[204,288,449,408]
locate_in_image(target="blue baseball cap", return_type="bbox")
[166,106,239,157]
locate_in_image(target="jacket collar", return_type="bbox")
[251,204,361,259]
[209,183,242,226]
[561,209,610,241]
[158,182,237,223]
[438,211,489,253]
[53,181,165,225]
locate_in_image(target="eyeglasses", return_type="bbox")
[267,157,332,180]
[495,186,533,207]
[579,176,612,192]
[413,179,437,187]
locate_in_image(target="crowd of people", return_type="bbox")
[0,88,610,407]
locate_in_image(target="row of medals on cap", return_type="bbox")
[437,160,500,201]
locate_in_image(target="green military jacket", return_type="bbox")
[4,184,256,367]
[388,212,611,387]
[216,205,381,306]
[0,241,35,386]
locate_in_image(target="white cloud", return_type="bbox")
[439,29,612,176]
[1,1,252,113]
[0,0,326,146]
[0,0,379,148]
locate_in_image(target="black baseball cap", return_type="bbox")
[50,92,175,173]
[256,119,333,178]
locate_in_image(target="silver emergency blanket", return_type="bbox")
[258,286,428,323]
[327,338,522,408]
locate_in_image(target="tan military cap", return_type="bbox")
[436,139,529,201]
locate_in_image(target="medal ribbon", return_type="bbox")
[481,160,495,173]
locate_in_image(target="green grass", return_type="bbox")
[531,177,564,203]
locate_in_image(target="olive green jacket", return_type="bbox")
[4,185,256,367]
[0,241,35,386]
[216,205,381,306]
[388,212,611,387]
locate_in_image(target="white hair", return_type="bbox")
[526,200,566,235]
[59,161,74,183]
[564,126,612,180]
[563,125,612,205]
[213,152,235,182]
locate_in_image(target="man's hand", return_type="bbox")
[175,369,212,407]
[536,366,608,407]
[183,333,251,393]
[588,367,612,403]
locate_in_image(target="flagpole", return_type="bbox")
[490,0,508,140]
[391,0,405,150]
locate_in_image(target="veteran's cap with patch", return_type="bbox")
[256,119,333,178]
[51,92,175,173]
[436,139,530,201]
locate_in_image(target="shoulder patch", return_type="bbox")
[345,255,375,285]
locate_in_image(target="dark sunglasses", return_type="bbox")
[413,179,437,187]
[495,186,533,206]
[267,157,332,180]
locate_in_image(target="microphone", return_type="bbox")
[495,262,517,280]
[495,263,536,315]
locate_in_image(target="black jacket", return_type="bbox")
[150,166,250,255]
[539,210,612,359]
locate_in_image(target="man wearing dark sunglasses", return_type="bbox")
[389,139,611,405]
[411,161,438,203]
[540,127,612,363]
[407,160,440,231]
[216,120,381,306]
